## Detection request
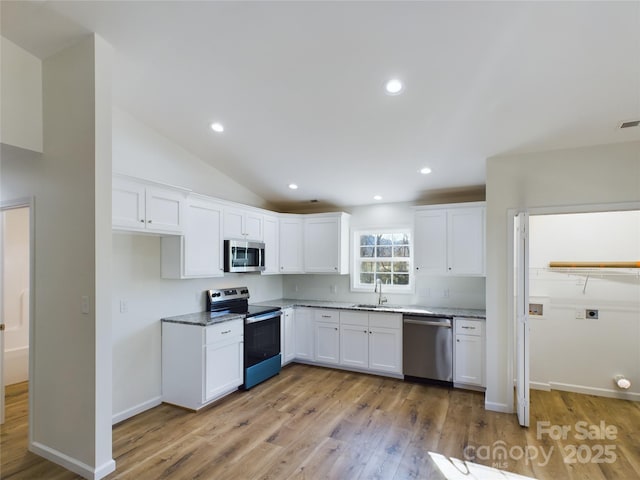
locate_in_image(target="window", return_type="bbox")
[352,229,413,292]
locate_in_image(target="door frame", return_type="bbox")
[506,201,640,417]
[1,197,35,437]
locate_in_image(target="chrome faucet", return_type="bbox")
[375,278,388,306]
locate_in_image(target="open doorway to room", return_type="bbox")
[528,210,640,401]
[1,203,31,432]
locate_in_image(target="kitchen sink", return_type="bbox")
[353,304,383,308]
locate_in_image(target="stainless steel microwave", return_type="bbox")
[224,239,265,273]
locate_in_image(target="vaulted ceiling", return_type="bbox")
[3,1,639,209]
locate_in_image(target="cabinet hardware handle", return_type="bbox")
[457,339,460,342]
[148,219,153,224]
[221,330,231,334]
[334,327,338,331]
[363,330,367,333]
[140,219,145,223]
[321,315,332,318]
[462,326,475,329]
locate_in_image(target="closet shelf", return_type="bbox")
[549,261,640,268]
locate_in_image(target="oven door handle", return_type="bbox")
[245,311,282,324]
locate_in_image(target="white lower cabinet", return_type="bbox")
[313,310,340,365]
[162,319,243,410]
[294,308,313,360]
[281,307,295,365]
[340,311,402,375]
[453,317,485,388]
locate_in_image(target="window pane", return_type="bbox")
[393,246,410,257]
[394,261,409,272]
[360,273,374,284]
[361,261,375,272]
[393,274,410,285]
[376,262,392,273]
[360,246,375,257]
[360,234,375,246]
[392,233,408,244]
[377,246,392,257]
[378,273,392,285]
[378,234,393,245]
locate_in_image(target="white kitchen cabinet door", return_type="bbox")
[113,175,185,234]
[414,209,447,274]
[454,334,484,386]
[369,326,402,374]
[144,186,184,234]
[303,213,350,274]
[262,214,280,275]
[448,207,485,275]
[161,197,223,278]
[113,178,146,231]
[204,337,244,402]
[224,207,263,241]
[414,203,485,276]
[281,308,296,365]
[340,324,369,369]
[314,322,340,365]
[279,215,304,273]
[294,308,313,360]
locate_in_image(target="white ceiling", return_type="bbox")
[3,1,639,209]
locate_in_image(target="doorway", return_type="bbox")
[510,203,640,427]
[1,202,32,425]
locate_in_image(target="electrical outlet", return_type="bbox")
[443,288,450,298]
[120,300,128,314]
[586,309,599,319]
[575,310,585,319]
[81,296,90,315]
[330,285,337,294]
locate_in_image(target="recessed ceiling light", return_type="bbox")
[288,183,298,190]
[373,195,383,201]
[385,79,404,95]
[419,167,432,175]
[210,122,224,133]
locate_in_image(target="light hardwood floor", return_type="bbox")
[2,364,640,479]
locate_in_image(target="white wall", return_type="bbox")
[485,140,640,413]
[112,107,270,209]
[528,211,640,399]
[2,207,30,385]
[282,202,486,308]
[1,35,115,478]
[0,36,43,152]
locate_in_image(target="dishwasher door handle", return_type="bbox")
[403,319,452,328]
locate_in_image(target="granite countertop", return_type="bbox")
[161,311,245,327]
[251,299,486,319]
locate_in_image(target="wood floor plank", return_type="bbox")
[2,364,640,480]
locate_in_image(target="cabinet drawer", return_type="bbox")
[340,310,368,326]
[314,309,339,324]
[454,318,483,336]
[369,312,401,329]
[205,319,243,344]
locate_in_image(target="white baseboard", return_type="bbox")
[549,382,640,401]
[30,441,116,480]
[112,396,162,425]
[485,401,512,413]
[530,381,551,391]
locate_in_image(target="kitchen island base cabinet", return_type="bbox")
[162,319,243,410]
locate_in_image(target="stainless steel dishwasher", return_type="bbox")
[403,315,453,383]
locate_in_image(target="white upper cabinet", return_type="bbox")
[279,214,304,273]
[113,175,185,234]
[414,202,485,276]
[161,195,224,279]
[262,214,279,275]
[304,213,350,274]
[223,207,263,241]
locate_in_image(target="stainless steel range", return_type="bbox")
[206,287,282,389]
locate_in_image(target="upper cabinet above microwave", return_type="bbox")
[414,203,485,276]
[223,207,263,241]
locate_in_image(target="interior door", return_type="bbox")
[515,212,530,427]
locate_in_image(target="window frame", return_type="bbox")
[350,227,414,293]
